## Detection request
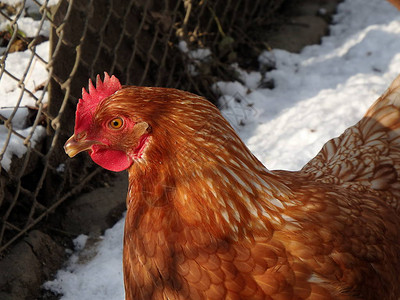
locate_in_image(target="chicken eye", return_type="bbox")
[109,117,124,129]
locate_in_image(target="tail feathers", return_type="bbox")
[365,74,400,126]
[302,74,400,211]
[363,74,400,148]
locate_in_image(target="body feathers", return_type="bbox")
[65,74,400,299]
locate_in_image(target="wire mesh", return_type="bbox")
[0,0,285,255]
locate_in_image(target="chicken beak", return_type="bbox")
[64,134,97,158]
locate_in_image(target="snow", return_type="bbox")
[0,0,52,171]
[1,0,59,8]
[179,40,212,75]
[43,0,400,299]
[44,218,125,300]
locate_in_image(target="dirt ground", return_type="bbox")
[0,1,342,299]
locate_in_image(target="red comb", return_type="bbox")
[74,72,122,133]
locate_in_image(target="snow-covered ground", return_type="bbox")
[43,0,400,299]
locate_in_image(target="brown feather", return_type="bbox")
[67,75,400,299]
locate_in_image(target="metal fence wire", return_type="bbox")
[0,0,285,255]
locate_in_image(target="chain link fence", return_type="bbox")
[0,0,285,255]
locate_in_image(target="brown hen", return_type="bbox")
[64,73,400,299]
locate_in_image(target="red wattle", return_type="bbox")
[90,147,132,172]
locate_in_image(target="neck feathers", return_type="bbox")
[127,108,292,239]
